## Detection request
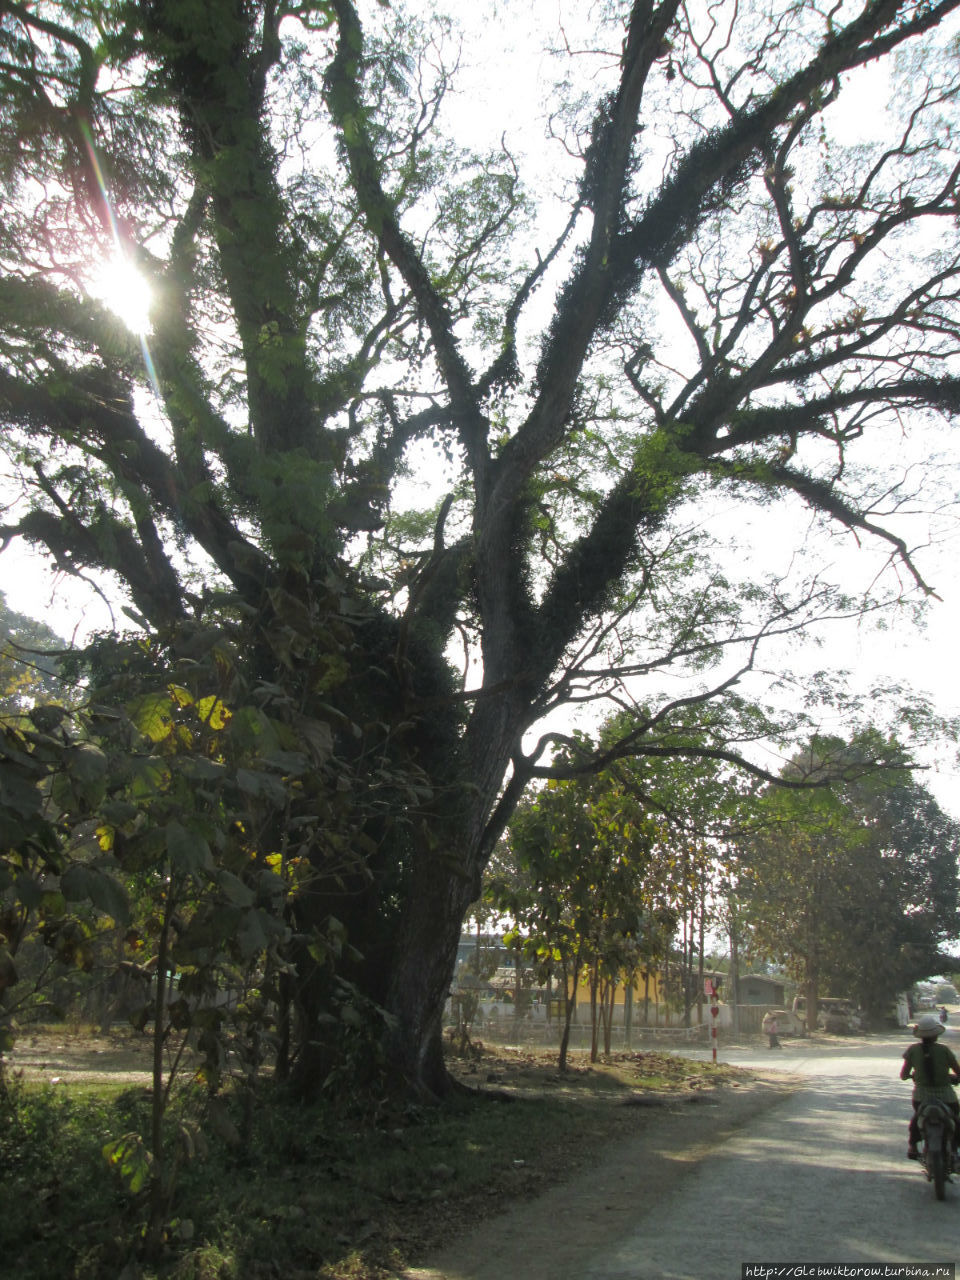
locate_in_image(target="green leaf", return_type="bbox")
[259,749,309,775]
[215,869,255,907]
[27,704,68,732]
[128,756,171,800]
[60,864,130,923]
[166,821,213,875]
[235,768,287,805]
[179,758,228,781]
[102,1132,154,1194]
[16,875,45,910]
[227,705,278,754]
[298,719,334,763]
[66,742,108,784]
[236,908,269,958]
[0,766,45,817]
[340,1003,364,1028]
[100,799,139,824]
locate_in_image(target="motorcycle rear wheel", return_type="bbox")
[930,1148,947,1200]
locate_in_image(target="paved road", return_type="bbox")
[584,1023,960,1279]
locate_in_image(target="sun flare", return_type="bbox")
[90,255,153,336]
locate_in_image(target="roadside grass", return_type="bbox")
[0,1042,747,1280]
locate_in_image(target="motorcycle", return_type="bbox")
[917,1098,958,1200]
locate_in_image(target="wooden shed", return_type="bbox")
[737,974,786,1005]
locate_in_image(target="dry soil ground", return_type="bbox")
[7,1023,160,1085]
[5,1027,795,1279]
[406,1055,796,1280]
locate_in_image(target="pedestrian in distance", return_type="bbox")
[761,1010,782,1049]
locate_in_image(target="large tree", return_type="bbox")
[2,0,960,1096]
[737,735,960,1020]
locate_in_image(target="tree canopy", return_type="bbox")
[737,734,960,1018]
[2,0,960,1096]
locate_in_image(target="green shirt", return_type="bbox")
[902,1039,960,1099]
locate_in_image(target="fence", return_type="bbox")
[450,1017,712,1052]
[448,1003,796,1051]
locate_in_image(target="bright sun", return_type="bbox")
[89,255,153,336]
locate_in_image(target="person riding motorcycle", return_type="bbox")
[900,1013,960,1160]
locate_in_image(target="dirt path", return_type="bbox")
[403,1071,798,1280]
[7,1027,160,1086]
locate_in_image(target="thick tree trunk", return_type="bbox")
[378,719,520,1095]
[382,845,482,1097]
[285,645,527,1100]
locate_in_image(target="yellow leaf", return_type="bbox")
[127,692,173,743]
[169,684,194,707]
[196,695,231,729]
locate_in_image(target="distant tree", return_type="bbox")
[822,768,960,1015]
[582,779,653,1054]
[489,722,746,1057]
[3,0,960,1096]
[488,780,600,1071]
[448,934,501,1051]
[738,735,960,1023]
[738,778,851,1028]
[0,594,68,716]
